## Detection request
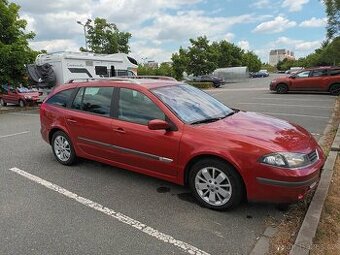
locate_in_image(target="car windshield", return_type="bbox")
[17,87,31,93]
[152,84,233,124]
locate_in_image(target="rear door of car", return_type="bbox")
[65,86,120,161]
[109,86,181,178]
[308,69,329,91]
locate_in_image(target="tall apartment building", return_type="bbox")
[269,49,295,66]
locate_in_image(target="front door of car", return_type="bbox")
[290,70,312,90]
[111,87,181,177]
[65,86,119,161]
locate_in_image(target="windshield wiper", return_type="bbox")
[191,111,235,125]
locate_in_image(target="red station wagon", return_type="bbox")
[270,66,340,95]
[40,79,325,210]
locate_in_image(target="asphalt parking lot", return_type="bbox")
[0,74,336,255]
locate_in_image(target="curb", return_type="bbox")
[289,126,339,255]
[0,106,39,114]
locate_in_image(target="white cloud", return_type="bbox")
[237,40,250,51]
[282,0,309,12]
[251,0,270,9]
[299,17,327,27]
[29,40,79,52]
[253,16,296,33]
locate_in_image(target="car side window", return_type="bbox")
[118,88,165,125]
[295,71,311,78]
[330,69,340,76]
[46,89,75,108]
[311,70,328,77]
[71,86,114,116]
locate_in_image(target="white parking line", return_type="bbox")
[254,97,333,102]
[0,131,30,139]
[9,167,210,255]
[260,112,329,119]
[238,103,330,109]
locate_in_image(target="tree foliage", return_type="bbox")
[276,36,340,70]
[323,0,340,40]
[138,62,174,77]
[0,0,38,85]
[81,18,131,54]
[171,36,261,79]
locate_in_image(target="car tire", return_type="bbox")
[189,158,244,210]
[276,84,288,94]
[329,84,340,96]
[51,131,77,165]
[0,98,6,106]
[19,99,25,107]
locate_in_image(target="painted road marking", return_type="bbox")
[9,167,210,255]
[0,131,30,139]
[238,102,330,109]
[254,97,333,102]
[259,112,329,119]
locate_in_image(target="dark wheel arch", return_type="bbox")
[184,155,247,196]
[188,158,245,210]
[329,83,340,96]
[276,83,288,94]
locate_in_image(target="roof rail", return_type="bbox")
[67,76,177,84]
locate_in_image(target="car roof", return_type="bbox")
[52,78,182,94]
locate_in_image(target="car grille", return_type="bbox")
[307,150,319,163]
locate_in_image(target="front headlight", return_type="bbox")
[260,152,310,169]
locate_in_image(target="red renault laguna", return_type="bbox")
[40,79,325,210]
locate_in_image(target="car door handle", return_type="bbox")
[113,127,126,134]
[66,118,77,124]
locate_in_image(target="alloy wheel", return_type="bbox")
[195,167,232,206]
[53,135,71,162]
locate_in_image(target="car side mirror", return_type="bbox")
[289,75,296,79]
[148,119,170,131]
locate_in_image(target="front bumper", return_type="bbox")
[247,150,325,203]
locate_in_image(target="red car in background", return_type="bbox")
[40,79,325,210]
[270,66,340,95]
[0,86,40,107]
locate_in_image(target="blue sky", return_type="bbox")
[14,0,327,63]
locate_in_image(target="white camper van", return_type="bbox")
[34,51,138,84]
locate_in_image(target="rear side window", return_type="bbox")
[71,86,114,116]
[95,66,108,76]
[311,69,328,77]
[46,89,75,107]
[330,69,340,76]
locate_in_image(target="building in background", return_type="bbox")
[269,49,295,66]
[144,61,159,69]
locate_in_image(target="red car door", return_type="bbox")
[290,70,312,90]
[65,86,119,161]
[111,87,181,177]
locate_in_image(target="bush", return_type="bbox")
[185,81,214,89]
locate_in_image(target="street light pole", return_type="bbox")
[77,19,92,51]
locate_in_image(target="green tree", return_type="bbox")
[82,18,131,54]
[241,51,261,72]
[323,0,340,40]
[186,36,217,76]
[0,0,37,85]
[171,47,189,80]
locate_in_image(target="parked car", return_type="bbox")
[192,75,223,87]
[251,70,269,78]
[270,66,340,95]
[40,79,325,210]
[0,85,40,107]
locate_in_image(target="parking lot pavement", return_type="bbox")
[0,78,336,255]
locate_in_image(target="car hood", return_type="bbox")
[193,111,314,152]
